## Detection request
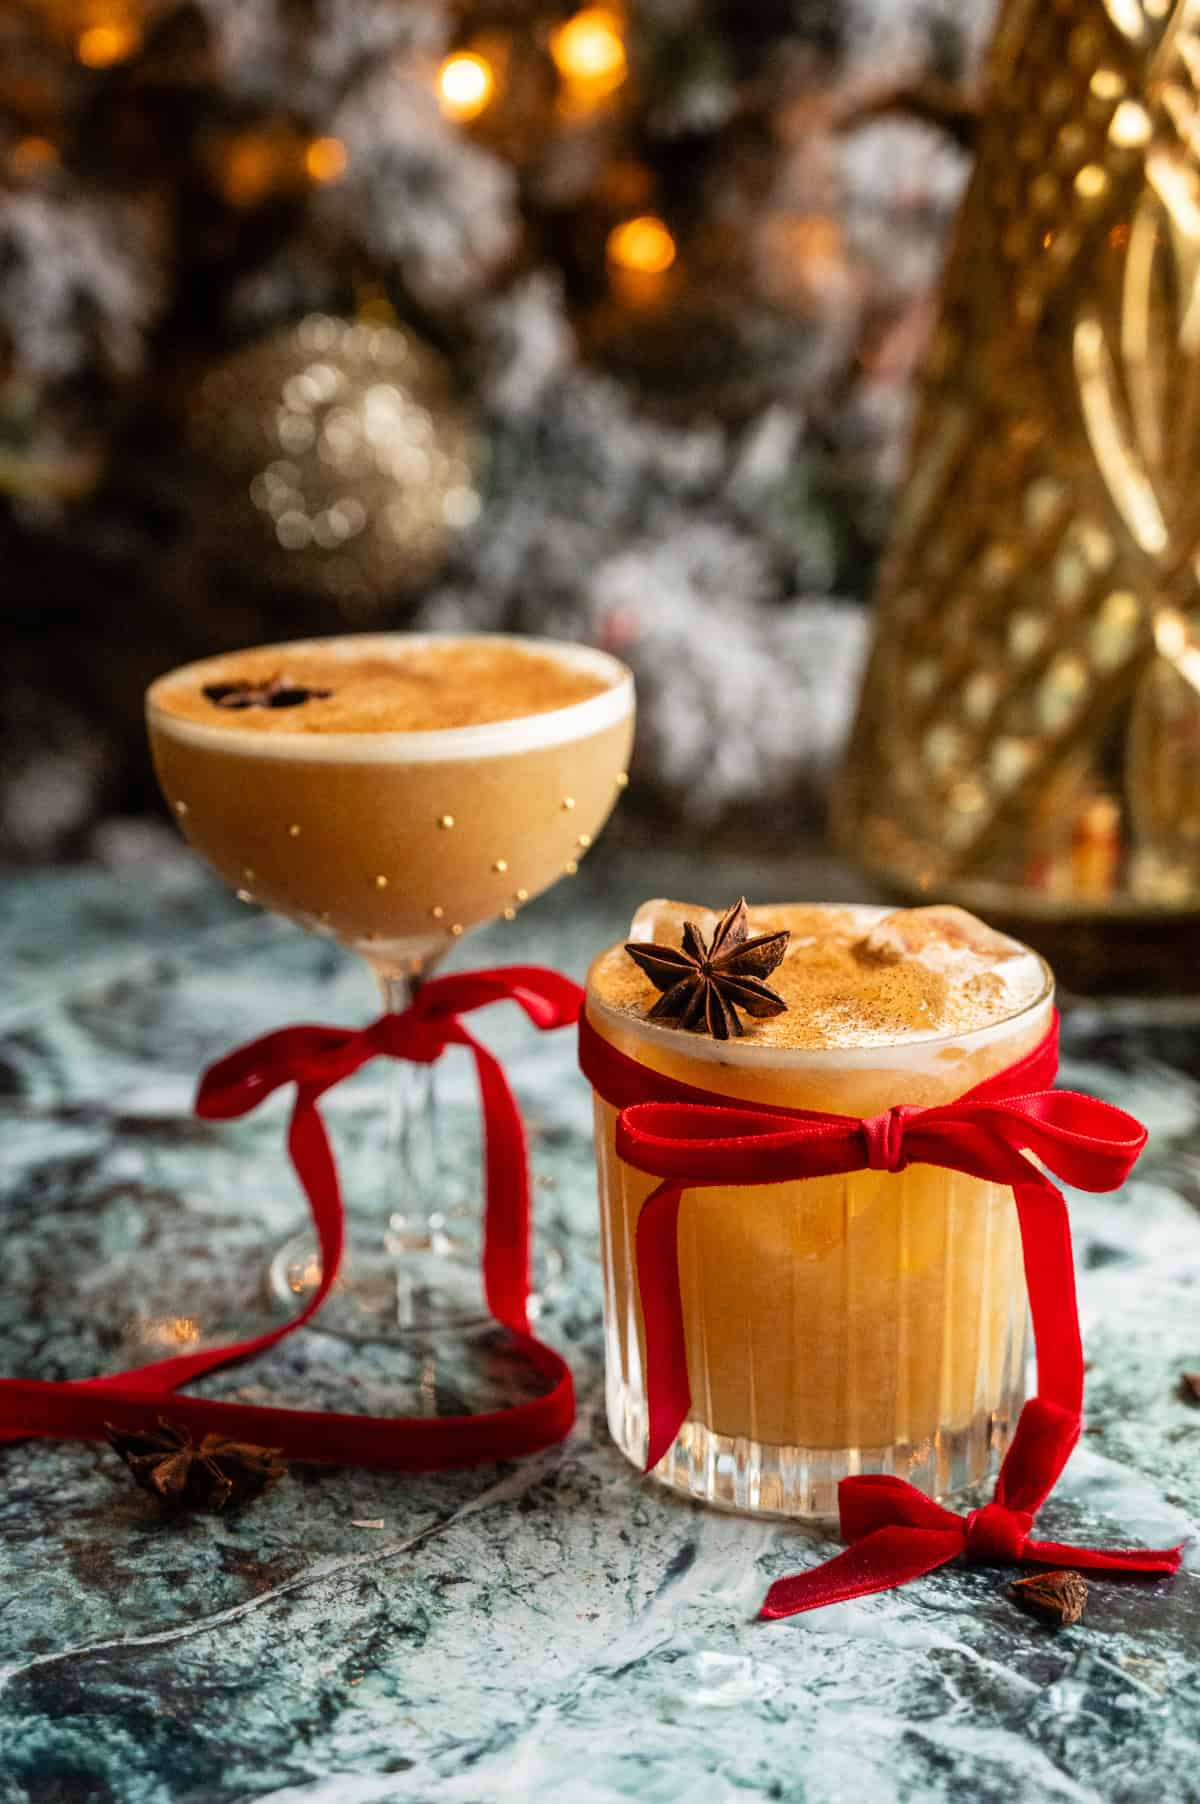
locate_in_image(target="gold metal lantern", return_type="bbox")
[835,0,1200,992]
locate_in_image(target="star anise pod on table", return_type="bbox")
[1007,1569,1089,1627]
[202,675,332,710]
[624,897,790,1041]
[106,1420,285,1512]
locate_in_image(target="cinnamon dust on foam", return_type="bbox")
[590,903,1046,1050]
[155,641,610,735]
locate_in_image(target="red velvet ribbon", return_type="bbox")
[579,1011,1184,1617]
[0,967,583,1472]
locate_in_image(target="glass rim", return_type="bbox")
[145,631,635,765]
[586,930,1056,1071]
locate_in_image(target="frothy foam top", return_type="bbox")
[152,637,614,736]
[588,901,1049,1051]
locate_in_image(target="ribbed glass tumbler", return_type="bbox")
[586,975,1052,1518]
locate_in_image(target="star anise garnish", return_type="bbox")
[106,1419,285,1512]
[1007,1569,1088,1627]
[624,897,790,1040]
[203,675,332,710]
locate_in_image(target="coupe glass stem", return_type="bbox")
[374,967,447,1251]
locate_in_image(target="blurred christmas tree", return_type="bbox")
[0,0,991,859]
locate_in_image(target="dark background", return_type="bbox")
[0,0,992,867]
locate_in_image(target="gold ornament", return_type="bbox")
[835,0,1200,991]
[187,315,480,615]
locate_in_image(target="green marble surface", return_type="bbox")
[0,847,1197,1804]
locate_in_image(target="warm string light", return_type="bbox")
[76,18,141,67]
[305,136,348,184]
[606,215,677,305]
[437,52,496,122]
[216,129,295,209]
[9,137,58,180]
[606,215,676,276]
[551,7,627,100]
[209,129,347,208]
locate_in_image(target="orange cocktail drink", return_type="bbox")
[586,901,1052,1516]
[147,631,634,1336]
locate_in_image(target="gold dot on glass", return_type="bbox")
[503,907,517,921]
[242,867,256,882]
[451,923,464,937]
[431,905,445,919]
[562,796,576,811]
[616,772,629,789]
[288,823,302,838]
[438,814,456,830]
[493,858,509,873]
[577,833,592,849]
[374,874,389,889]
[174,800,189,817]
[564,860,579,875]
[515,888,529,902]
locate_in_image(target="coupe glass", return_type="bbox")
[146,632,635,1339]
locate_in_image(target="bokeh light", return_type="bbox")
[76,20,141,67]
[551,8,627,93]
[437,52,496,123]
[606,214,676,275]
[306,136,349,183]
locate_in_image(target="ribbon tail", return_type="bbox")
[1022,1535,1185,1576]
[1010,1179,1084,1424]
[458,1027,531,1337]
[0,1360,576,1472]
[635,1181,691,1472]
[759,1526,964,1620]
[0,1086,344,1436]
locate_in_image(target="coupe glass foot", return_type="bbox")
[266,1219,564,1342]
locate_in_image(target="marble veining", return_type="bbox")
[0,848,1196,1803]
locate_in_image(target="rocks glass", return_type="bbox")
[585,901,1053,1517]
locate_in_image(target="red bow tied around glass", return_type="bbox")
[578,1011,1184,1619]
[0,967,584,1471]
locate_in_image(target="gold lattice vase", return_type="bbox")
[835,0,1200,992]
